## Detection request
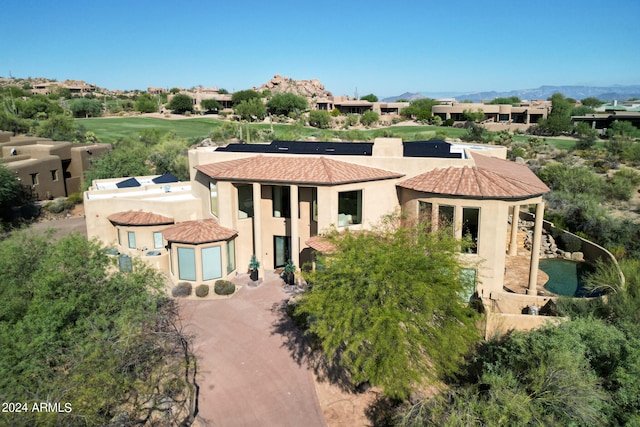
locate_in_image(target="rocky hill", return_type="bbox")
[254,74,332,98]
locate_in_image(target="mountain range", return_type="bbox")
[382,85,640,103]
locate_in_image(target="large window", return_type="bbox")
[153,231,164,249]
[178,247,196,281]
[311,188,318,222]
[210,181,219,217]
[202,246,222,281]
[338,190,362,226]
[273,186,291,218]
[418,201,433,227]
[127,231,136,249]
[237,184,254,219]
[438,205,455,229]
[226,239,236,274]
[462,207,480,253]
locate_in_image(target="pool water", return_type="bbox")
[539,258,596,297]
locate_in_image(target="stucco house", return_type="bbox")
[0,131,111,200]
[85,138,561,324]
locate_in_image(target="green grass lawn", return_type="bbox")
[77,116,578,150]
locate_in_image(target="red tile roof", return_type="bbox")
[107,210,174,226]
[195,155,403,185]
[397,153,550,199]
[305,235,336,253]
[162,219,237,244]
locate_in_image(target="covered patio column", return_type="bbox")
[527,201,544,295]
[290,184,300,269]
[252,182,263,276]
[509,204,520,256]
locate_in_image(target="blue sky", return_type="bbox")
[1,0,638,98]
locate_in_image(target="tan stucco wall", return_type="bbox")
[485,312,566,339]
[5,155,66,199]
[84,185,201,250]
[400,188,543,296]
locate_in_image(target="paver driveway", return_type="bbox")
[179,276,326,427]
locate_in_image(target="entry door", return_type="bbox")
[274,236,291,268]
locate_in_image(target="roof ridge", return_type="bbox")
[319,157,334,183]
[476,167,513,196]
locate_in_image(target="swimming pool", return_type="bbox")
[539,258,597,297]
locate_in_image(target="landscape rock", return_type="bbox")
[571,252,585,262]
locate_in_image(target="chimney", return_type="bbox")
[372,137,403,157]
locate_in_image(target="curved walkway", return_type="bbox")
[179,274,326,427]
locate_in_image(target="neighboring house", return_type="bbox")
[85,138,557,320]
[0,131,111,199]
[314,96,410,118]
[572,111,640,134]
[432,102,549,124]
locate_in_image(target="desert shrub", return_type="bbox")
[214,280,235,295]
[171,282,192,297]
[195,284,209,298]
[509,146,527,160]
[443,118,455,127]
[67,192,83,204]
[308,110,332,129]
[559,232,583,252]
[45,200,65,214]
[360,110,379,127]
[63,198,76,210]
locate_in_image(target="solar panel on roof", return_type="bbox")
[152,173,179,183]
[216,140,373,156]
[116,177,141,188]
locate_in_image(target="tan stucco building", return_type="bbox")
[0,131,111,199]
[432,101,549,125]
[85,138,557,324]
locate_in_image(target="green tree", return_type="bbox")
[607,120,640,139]
[134,93,158,113]
[15,94,63,119]
[574,121,598,150]
[308,110,332,129]
[68,98,103,118]
[486,96,521,105]
[217,88,229,94]
[234,98,266,122]
[167,93,194,114]
[84,139,152,185]
[34,113,76,140]
[400,98,438,123]
[201,98,223,114]
[462,108,485,122]
[294,218,480,399]
[266,93,308,116]
[0,231,197,426]
[581,96,604,108]
[360,93,378,102]
[231,89,261,106]
[571,105,596,116]
[537,93,574,135]
[0,164,20,223]
[401,320,611,426]
[360,110,379,127]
